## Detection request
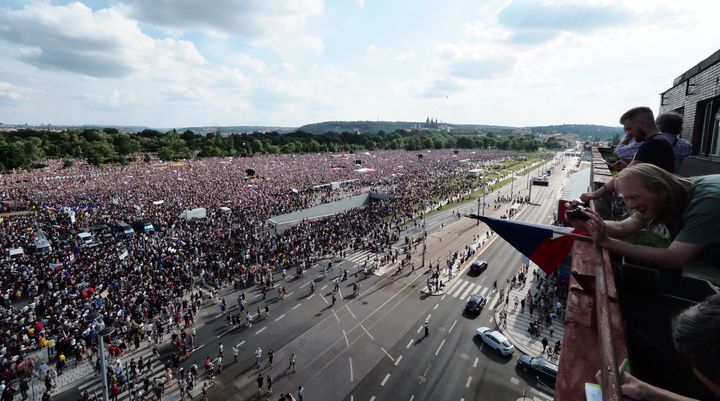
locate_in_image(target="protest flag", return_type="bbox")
[49,263,63,271]
[467,214,589,274]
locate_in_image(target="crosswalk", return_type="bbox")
[75,348,174,401]
[444,278,501,307]
[345,250,378,266]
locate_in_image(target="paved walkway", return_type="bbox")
[493,265,565,362]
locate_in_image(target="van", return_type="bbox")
[77,231,94,246]
[116,222,135,237]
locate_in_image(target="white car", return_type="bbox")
[476,327,514,356]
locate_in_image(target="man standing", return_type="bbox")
[582,107,674,202]
[255,347,262,367]
[656,111,692,174]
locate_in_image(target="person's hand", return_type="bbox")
[619,371,648,400]
[579,192,594,203]
[581,207,609,247]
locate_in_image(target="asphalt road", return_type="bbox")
[58,155,576,401]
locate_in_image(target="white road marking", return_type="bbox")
[426,314,432,321]
[466,376,472,388]
[480,287,490,297]
[445,279,463,294]
[292,303,301,310]
[510,377,520,385]
[406,339,413,349]
[433,303,439,310]
[361,324,375,340]
[460,284,475,301]
[320,285,328,291]
[343,330,349,348]
[473,357,478,368]
[530,387,552,400]
[237,340,245,348]
[349,357,354,382]
[308,294,315,300]
[435,339,445,356]
[300,281,310,288]
[275,314,286,322]
[381,373,391,386]
[255,326,266,335]
[346,305,357,319]
[370,396,376,401]
[448,319,457,334]
[394,355,402,366]
[409,395,414,401]
[416,326,423,334]
[288,292,294,297]
[381,347,395,362]
[216,327,233,338]
[452,281,469,297]
[332,308,340,322]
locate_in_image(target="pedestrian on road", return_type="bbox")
[255,347,262,367]
[288,353,296,373]
[268,348,274,367]
[266,375,273,393]
[233,345,238,363]
[265,304,270,317]
[424,320,429,336]
[218,342,224,357]
[257,373,264,392]
[542,337,549,353]
[298,385,304,401]
[331,294,336,307]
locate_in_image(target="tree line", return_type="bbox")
[0,127,553,171]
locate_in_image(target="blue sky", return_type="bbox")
[0,0,718,128]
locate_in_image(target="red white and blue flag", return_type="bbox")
[468,214,589,274]
[49,263,63,271]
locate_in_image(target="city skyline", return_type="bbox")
[0,0,718,128]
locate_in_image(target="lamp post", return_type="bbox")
[84,311,114,401]
[422,200,428,267]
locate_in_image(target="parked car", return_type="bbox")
[476,327,514,356]
[469,260,488,275]
[465,294,487,316]
[517,356,558,388]
[115,222,135,237]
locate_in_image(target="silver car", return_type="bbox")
[476,327,514,356]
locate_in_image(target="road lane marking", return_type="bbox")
[216,327,233,338]
[452,281,469,297]
[406,339,413,349]
[308,294,315,300]
[448,319,457,334]
[288,292,294,297]
[416,326,423,334]
[510,377,519,385]
[473,357,478,368]
[460,284,475,301]
[435,339,445,356]
[466,376,472,388]
[445,278,463,293]
[409,395,414,401]
[346,305,356,319]
[426,314,432,321]
[300,281,310,288]
[320,285,328,291]
[440,294,446,301]
[275,314,285,322]
[394,355,402,366]
[237,340,245,348]
[370,396,376,401]
[419,364,431,384]
[292,303,301,310]
[381,347,395,362]
[343,330,349,348]
[349,357,354,382]
[361,324,374,340]
[332,308,340,322]
[255,326,266,335]
[433,303,439,310]
[381,373,391,386]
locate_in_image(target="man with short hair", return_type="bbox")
[582,106,674,202]
[656,111,692,174]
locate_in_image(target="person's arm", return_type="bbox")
[580,177,616,202]
[621,371,700,401]
[583,209,705,269]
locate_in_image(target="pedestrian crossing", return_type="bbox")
[443,278,501,306]
[345,250,377,266]
[75,349,173,401]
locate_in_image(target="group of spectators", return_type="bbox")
[0,148,517,397]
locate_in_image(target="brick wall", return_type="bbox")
[659,60,720,147]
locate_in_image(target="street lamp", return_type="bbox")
[421,200,428,267]
[84,311,115,401]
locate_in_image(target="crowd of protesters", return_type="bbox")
[0,149,517,397]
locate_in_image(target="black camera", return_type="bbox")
[565,206,590,222]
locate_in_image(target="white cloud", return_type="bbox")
[395,51,415,62]
[355,0,366,9]
[0,2,204,78]
[119,0,325,40]
[234,54,267,74]
[81,89,139,109]
[301,35,325,54]
[0,81,23,103]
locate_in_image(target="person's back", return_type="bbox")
[656,111,691,174]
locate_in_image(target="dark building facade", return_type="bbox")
[660,48,720,175]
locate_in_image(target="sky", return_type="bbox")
[0,0,719,129]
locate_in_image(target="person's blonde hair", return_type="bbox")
[615,164,692,233]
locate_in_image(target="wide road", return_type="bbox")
[60,155,576,401]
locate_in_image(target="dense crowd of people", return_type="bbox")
[0,149,518,394]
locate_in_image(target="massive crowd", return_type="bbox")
[0,149,516,392]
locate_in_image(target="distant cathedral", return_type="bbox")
[423,116,439,128]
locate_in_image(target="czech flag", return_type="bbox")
[49,263,63,271]
[468,214,589,274]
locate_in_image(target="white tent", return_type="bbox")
[179,207,207,220]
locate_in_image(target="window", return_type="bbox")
[696,96,720,157]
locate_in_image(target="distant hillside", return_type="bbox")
[298,121,414,134]
[527,124,622,141]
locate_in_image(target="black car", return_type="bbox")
[517,356,558,388]
[469,260,488,275]
[465,294,487,315]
